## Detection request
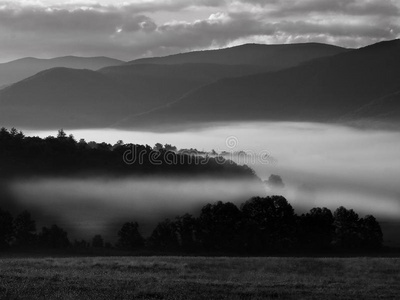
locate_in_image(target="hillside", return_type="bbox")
[121,39,400,128]
[0,56,123,87]
[339,90,400,129]
[0,63,269,129]
[98,63,268,112]
[0,68,131,128]
[0,42,349,129]
[128,43,349,72]
[344,91,400,121]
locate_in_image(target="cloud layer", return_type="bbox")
[0,0,399,62]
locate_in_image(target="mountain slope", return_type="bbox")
[0,56,124,87]
[0,63,270,129]
[346,91,400,120]
[0,42,348,130]
[128,43,349,72]
[0,68,132,128]
[121,39,400,128]
[99,63,270,111]
[339,90,400,129]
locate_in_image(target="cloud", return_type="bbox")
[0,0,399,62]
[268,0,400,17]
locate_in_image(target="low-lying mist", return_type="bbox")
[9,177,264,242]
[20,121,400,245]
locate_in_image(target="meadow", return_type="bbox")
[0,256,399,299]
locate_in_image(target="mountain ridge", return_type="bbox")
[1,40,398,130]
[127,43,349,72]
[0,56,124,88]
[117,39,400,129]
[0,41,350,129]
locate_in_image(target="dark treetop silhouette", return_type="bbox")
[0,127,258,179]
[0,197,383,254]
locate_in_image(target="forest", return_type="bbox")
[0,196,383,255]
[0,128,385,255]
[0,127,256,179]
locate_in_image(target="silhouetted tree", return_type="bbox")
[39,225,70,249]
[154,143,163,151]
[57,129,67,139]
[265,174,285,189]
[332,206,361,249]
[13,211,36,247]
[359,215,383,250]
[164,144,177,152]
[173,214,198,251]
[241,196,296,253]
[92,235,104,248]
[0,208,13,249]
[73,239,89,249]
[198,201,242,252]
[298,207,334,251]
[148,214,199,251]
[116,222,144,250]
[148,219,178,250]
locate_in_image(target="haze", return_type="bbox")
[15,121,400,245]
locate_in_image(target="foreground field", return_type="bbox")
[0,256,399,299]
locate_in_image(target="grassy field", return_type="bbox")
[0,256,399,299]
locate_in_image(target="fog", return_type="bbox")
[15,122,400,244]
[10,177,263,242]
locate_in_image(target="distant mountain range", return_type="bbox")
[0,40,399,130]
[0,56,124,88]
[127,43,346,70]
[119,39,400,129]
[0,42,348,129]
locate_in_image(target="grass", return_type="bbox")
[0,256,399,299]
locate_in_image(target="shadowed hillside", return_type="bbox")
[0,42,348,129]
[0,68,133,128]
[128,43,348,71]
[340,90,400,128]
[121,39,400,128]
[98,63,269,112]
[0,56,123,88]
[0,64,268,128]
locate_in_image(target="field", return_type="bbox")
[0,256,399,299]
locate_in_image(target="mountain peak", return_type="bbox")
[359,38,400,51]
[127,42,348,67]
[0,56,124,87]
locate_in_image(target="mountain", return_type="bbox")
[0,63,269,129]
[120,39,400,129]
[0,42,348,129]
[346,91,400,120]
[128,43,349,72]
[0,56,124,88]
[99,63,275,114]
[339,90,400,129]
[0,68,131,128]
[0,63,272,129]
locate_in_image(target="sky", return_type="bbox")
[0,0,399,62]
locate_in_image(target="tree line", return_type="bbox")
[0,127,256,179]
[0,196,383,254]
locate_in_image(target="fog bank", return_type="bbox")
[9,177,264,242]
[21,122,400,245]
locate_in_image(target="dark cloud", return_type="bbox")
[0,0,398,62]
[0,6,155,34]
[276,20,399,39]
[269,0,400,17]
